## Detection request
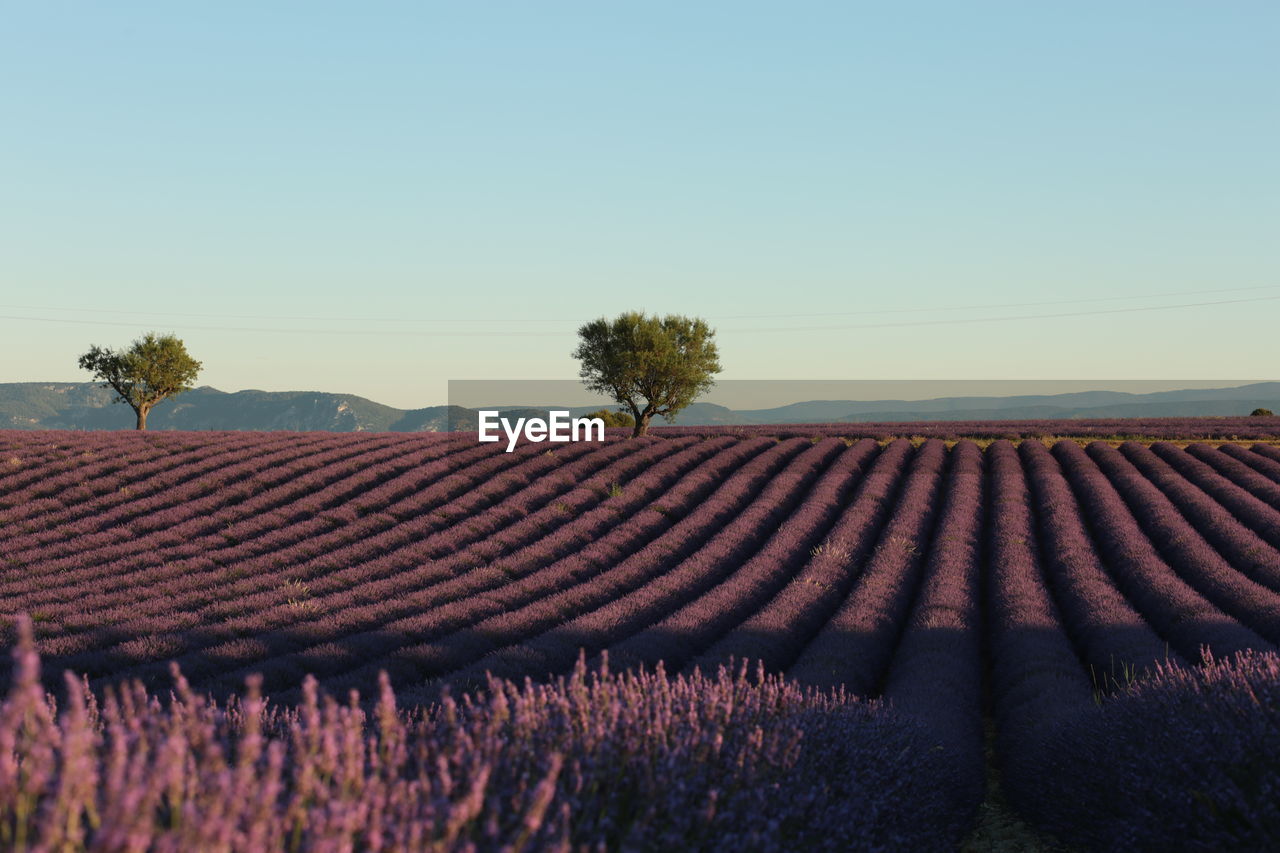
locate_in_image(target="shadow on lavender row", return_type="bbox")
[1,622,1235,709]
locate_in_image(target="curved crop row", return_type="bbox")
[1089,442,1280,642]
[396,437,836,703]
[242,436,787,702]
[1052,440,1270,659]
[1117,442,1280,591]
[785,439,949,695]
[877,440,986,827]
[1151,442,1280,547]
[1187,443,1280,508]
[1253,443,1280,465]
[0,436,480,651]
[63,436,615,630]
[39,437,663,678]
[686,438,915,675]
[0,431,316,539]
[1018,441,1174,678]
[1220,442,1280,484]
[602,438,879,673]
[655,417,1280,441]
[184,434,740,695]
[0,432,238,513]
[985,440,1095,728]
[1,432,436,592]
[0,431,344,569]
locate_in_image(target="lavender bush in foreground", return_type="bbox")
[1009,650,1280,852]
[0,617,971,852]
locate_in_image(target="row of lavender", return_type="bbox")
[657,415,1280,440]
[3,431,1280,847]
[988,439,1280,850]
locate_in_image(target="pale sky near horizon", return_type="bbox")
[2,2,1277,409]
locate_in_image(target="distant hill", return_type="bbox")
[0,384,423,431]
[736,384,1280,423]
[2,381,1278,431]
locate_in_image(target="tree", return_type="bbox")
[573,312,721,438]
[78,332,202,430]
[1252,408,1275,417]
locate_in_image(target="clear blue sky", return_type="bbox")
[2,2,1276,408]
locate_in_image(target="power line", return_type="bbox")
[2,283,1279,325]
[0,313,565,337]
[713,284,1280,320]
[732,295,1280,332]
[1,294,1277,336]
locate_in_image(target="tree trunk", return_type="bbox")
[632,413,652,438]
[135,407,148,430]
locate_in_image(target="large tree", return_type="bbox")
[573,312,721,437]
[78,332,202,430]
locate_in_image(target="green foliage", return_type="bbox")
[583,408,635,428]
[1251,408,1275,417]
[78,332,202,430]
[573,311,721,437]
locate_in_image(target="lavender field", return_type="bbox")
[2,428,1280,851]
[658,416,1280,441]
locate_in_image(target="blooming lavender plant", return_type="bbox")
[1006,650,1280,852]
[0,616,972,852]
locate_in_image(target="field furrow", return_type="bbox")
[686,438,915,676]
[1052,440,1269,659]
[785,439,949,694]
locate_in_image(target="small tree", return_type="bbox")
[573,312,721,438]
[78,332,202,430]
[1252,408,1275,417]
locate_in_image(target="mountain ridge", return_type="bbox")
[2,381,1277,431]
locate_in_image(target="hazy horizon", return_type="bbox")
[11,377,1277,414]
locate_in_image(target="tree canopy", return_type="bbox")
[573,312,720,437]
[78,332,202,430]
